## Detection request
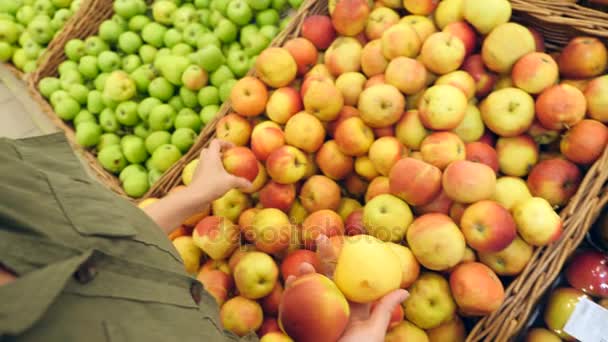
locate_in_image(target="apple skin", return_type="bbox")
[381,23,422,60]
[325,37,363,77]
[442,160,496,204]
[435,70,476,100]
[250,208,292,254]
[426,315,466,342]
[280,249,322,281]
[192,216,240,260]
[278,273,350,342]
[222,146,259,182]
[172,236,202,275]
[300,175,342,213]
[265,146,309,184]
[407,213,466,271]
[334,117,375,156]
[513,197,563,246]
[358,84,405,128]
[418,84,468,131]
[239,208,261,242]
[220,296,264,337]
[512,52,559,95]
[336,72,367,107]
[462,0,511,34]
[414,189,453,216]
[315,140,354,180]
[558,36,608,79]
[284,37,319,76]
[385,320,429,341]
[257,317,281,337]
[584,75,608,123]
[211,112,251,145]
[266,87,303,124]
[196,260,233,306]
[462,54,497,98]
[368,136,405,176]
[303,78,344,122]
[361,39,389,77]
[526,158,582,207]
[527,119,561,146]
[466,142,499,173]
[387,242,421,289]
[481,22,536,74]
[543,287,589,340]
[420,132,466,170]
[479,236,533,276]
[389,157,442,206]
[385,56,427,95]
[284,112,326,153]
[496,135,539,177]
[230,76,269,117]
[365,7,400,40]
[301,209,345,250]
[443,21,477,57]
[460,200,517,253]
[565,250,608,298]
[344,209,366,236]
[395,109,430,150]
[327,105,361,137]
[524,328,562,342]
[331,0,370,37]
[535,84,587,130]
[251,125,286,161]
[256,47,298,88]
[492,176,532,211]
[344,173,369,198]
[363,194,414,242]
[561,119,608,165]
[301,15,336,50]
[480,87,535,137]
[261,282,284,317]
[449,262,505,316]
[259,181,295,212]
[233,251,279,299]
[420,31,465,75]
[365,176,390,203]
[404,272,457,329]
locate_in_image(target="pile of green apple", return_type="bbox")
[37,0,302,197]
[0,0,81,72]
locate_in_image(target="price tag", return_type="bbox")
[563,297,608,342]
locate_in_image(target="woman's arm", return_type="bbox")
[143,140,252,234]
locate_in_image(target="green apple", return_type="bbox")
[155,47,172,60]
[115,101,140,126]
[51,8,72,31]
[121,135,148,164]
[134,122,150,139]
[210,0,230,14]
[51,0,71,8]
[64,38,86,61]
[142,22,168,48]
[68,83,89,104]
[175,108,202,132]
[200,104,219,124]
[102,92,119,109]
[0,42,13,62]
[145,130,171,153]
[78,55,99,80]
[111,13,128,29]
[156,54,190,85]
[16,6,36,25]
[119,163,147,183]
[33,0,55,16]
[209,65,234,87]
[197,44,225,72]
[152,0,177,25]
[59,69,83,89]
[169,95,185,111]
[181,64,207,91]
[227,0,253,26]
[113,0,144,19]
[287,0,303,9]
[122,54,142,73]
[22,39,41,59]
[23,61,37,73]
[182,23,205,47]
[58,60,78,74]
[239,23,258,42]
[259,24,278,41]
[195,34,221,53]
[151,144,182,172]
[218,78,237,102]
[197,85,219,106]
[95,53,123,76]
[171,127,197,152]
[544,288,589,339]
[38,77,61,98]
[103,70,136,102]
[226,49,249,77]
[131,64,157,93]
[87,90,104,114]
[148,104,176,131]
[163,28,182,47]
[54,96,81,120]
[118,31,142,54]
[209,9,225,27]
[198,8,211,26]
[94,72,109,91]
[73,110,96,126]
[138,44,157,64]
[99,108,120,132]
[222,41,240,56]
[84,36,109,56]
[272,0,287,11]
[214,19,237,43]
[179,87,199,108]
[173,6,197,30]
[70,0,81,11]
[50,90,69,107]
[171,43,193,56]
[148,77,175,101]
[242,31,269,57]
[98,133,121,150]
[123,171,150,197]
[75,121,102,147]
[194,0,210,8]
[128,14,150,32]
[138,97,162,121]
[12,48,28,69]
[98,144,127,174]
[148,168,163,184]
[0,0,23,15]
[255,9,279,26]
[247,0,271,10]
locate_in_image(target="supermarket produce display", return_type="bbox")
[136,0,608,340]
[34,0,302,197]
[0,0,81,73]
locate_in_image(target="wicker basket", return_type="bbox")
[146,0,608,340]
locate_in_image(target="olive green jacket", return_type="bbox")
[0,133,257,342]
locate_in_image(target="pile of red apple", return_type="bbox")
[144,0,608,340]
[523,250,608,341]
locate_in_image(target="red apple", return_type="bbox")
[460,200,517,253]
[345,209,366,235]
[462,54,498,98]
[259,181,296,212]
[566,250,608,298]
[281,249,322,280]
[527,158,582,207]
[560,119,608,165]
[222,146,259,181]
[301,15,336,50]
[466,141,499,173]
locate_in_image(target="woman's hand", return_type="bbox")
[285,236,409,342]
[144,139,251,234]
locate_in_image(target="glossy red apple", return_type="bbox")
[566,250,608,298]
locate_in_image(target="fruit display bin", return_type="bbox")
[25,0,309,199]
[146,0,608,340]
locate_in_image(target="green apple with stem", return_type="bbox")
[104,70,136,102]
[151,144,183,172]
[242,31,269,57]
[33,0,55,16]
[134,122,150,139]
[111,14,128,29]
[38,77,61,98]
[182,23,206,47]
[200,104,219,124]
[152,0,177,25]
[226,0,253,26]
[209,10,225,27]
[59,69,83,89]
[198,8,211,26]
[131,64,157,93]
[148,104,176,131]
[197,85,219,106]
[138,97,162,121]
[51,9,72,31]
[145,130,171,153]
[98,145,127,174]
[122,54,142,73]
[239,24,258,42]
[272,0,287,11]
[64,38,86,61]
[58,60,78,74]
[171,127,197,153]
[148,77,175,101]
[16,6,36,25]
[87,90,104,114]
[214,19,237,43]
[116,101,140,126]
[219,78,237,102]
[75,121,102,147]
[173,6,197,30]
[142,22,168,48]
[179,86,199,108]
[50,90,69,107]
[99,108,120,133]
[155,54,190,85]
[175,108,202,132]
[84,36,109,56]
[97,50,122,73]
[226,49,249,77]
[118,31,142,55]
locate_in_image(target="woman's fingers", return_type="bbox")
[368,289,409,330]
[316,234,338,278]
[284,262,316,288]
